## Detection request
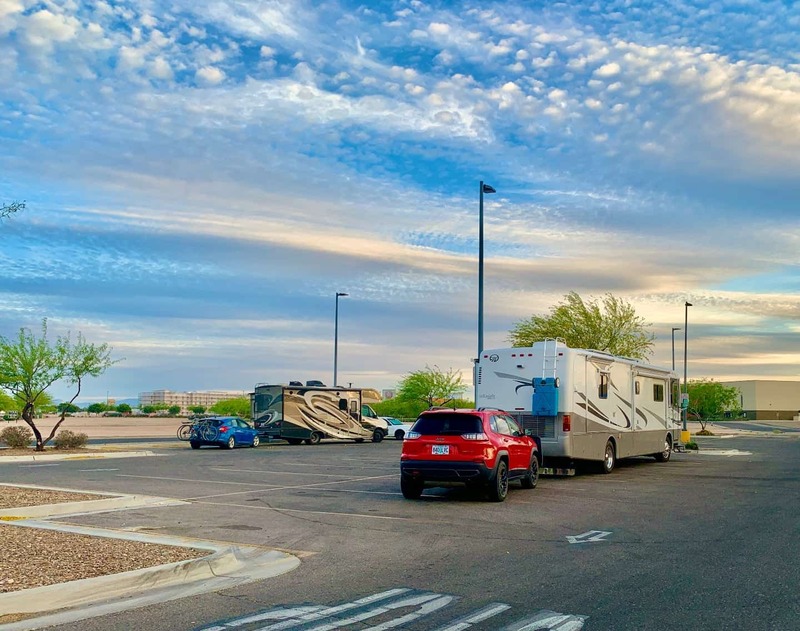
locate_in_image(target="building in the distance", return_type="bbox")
[138,390,247,413]
[721,380,800,420]
[381,389,396,400]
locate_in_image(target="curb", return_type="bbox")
[0,450,158,463]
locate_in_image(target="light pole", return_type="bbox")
[683,302,692,431]
[478,180,496,360]
[334,292,348,387]
[671,327,681,371]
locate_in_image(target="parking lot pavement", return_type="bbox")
[1,435,799,630]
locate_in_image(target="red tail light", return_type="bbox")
[461,433,488,441]
[562,415,571,432]
[219,426,228,433]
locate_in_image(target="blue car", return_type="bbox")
[189,416,260,449]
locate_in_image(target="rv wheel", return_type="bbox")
[354,438,365,443]
[308,431,322,445]
[654,436,672,462]
[601,441,616,474]
[371,429,384,443]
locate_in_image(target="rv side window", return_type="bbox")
[671,380,680,406]
[339,399,348,411]
[635,381,640,395]
[653,384,664,402]
[599,373,609,399]
[350,400,359,414]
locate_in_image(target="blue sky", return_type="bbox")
[2,0,800,403]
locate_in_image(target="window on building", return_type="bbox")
[635,381,640,395]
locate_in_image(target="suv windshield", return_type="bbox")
[412,414,482,436]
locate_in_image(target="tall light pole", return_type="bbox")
[478,181,496,360]
[671,327,681,371]
[683,302,692,431]
[334,292,348,387]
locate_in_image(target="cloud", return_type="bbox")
[195,65,225,85]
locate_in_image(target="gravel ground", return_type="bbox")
[0,486,207,595]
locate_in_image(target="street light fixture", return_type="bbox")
[334,292,348,388]
[478,180,496,360]
[671,327,681,371]
[683,302,692,431]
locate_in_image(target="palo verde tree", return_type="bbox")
[508,291,655,359]
[0,320,117,450]
[687,379,742,431]
[396,365,467,409]
[210,397,251,418]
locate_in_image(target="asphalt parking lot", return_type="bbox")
[2,434,799,630]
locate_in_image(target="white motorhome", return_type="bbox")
[475,339,682,473]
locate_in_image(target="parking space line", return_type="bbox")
[117,474,286,488]
[209,467,364,479]
[194,500,410,521]
[183,474,398,501]
[276,462,397,472]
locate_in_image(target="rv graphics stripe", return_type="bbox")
[615,406,631,428]
[493,372,535,394]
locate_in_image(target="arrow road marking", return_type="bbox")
[566,530,612,544]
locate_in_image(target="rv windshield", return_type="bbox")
[411,414,482,436]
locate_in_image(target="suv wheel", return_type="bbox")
[521,455,539,489]
[371,429,384,443]
[401,477,423,499]
[487,459,509,502]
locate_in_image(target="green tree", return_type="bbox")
[396,365,467,409]
[1,200,25,220]
[57,402,81,414]
[141,405,156,414]
[189,405,206,414]
[508,291,655,359]
[210,397,251,418]
[116,403,132,414]
[687,379,742,431]
[87,402,107,414]
[168,404,181,416]
[0,390,19,412]
[0,320,117,450]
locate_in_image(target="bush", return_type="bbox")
[685,441,699,450]
[0,426,33,449]
[54,430,88,449]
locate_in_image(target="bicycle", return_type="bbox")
[178,418,219,442]
[177,423,192,441]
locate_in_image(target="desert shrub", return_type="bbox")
[53,430,88,449]
[0,426,33,449]
[684,441,699,450]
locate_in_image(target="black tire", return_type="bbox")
[487,459,509,502]
[354,438,365,443]
[190,441,201,450]
[521,455,539,489]
[226,436,236,450]
[308,432,322,445]
[601,440,616,474]
[395,430,405,440]
[286,438,303,445]
[252,435,260,448]
[401,477,423,499]
[371,429,384,443]
[654,435,672,462]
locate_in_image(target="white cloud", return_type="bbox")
[195,65,226,85]
[594,62,621,77]
[22,9,79,49]
[149,56,173,80]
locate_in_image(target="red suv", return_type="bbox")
[400,408,540,502]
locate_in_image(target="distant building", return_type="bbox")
[138,389,247,413]
[382,389,396,400]
[721,380,800,420]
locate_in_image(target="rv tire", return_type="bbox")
[371,429,384,443]
[654,436,672,462]
[308,432,322,445]
[521,455,539,489]
[601,440,616,474]
[487,459,509,502]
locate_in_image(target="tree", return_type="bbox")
[116,403,132,414]
[1,200,25,220]
[687,379,742,431]
[168,404,181,415]
[87,403,107,414]
[57,402,81,414]
[210,397,251,418]
[0,320,117,450]
[189,405,206,414]
[141,405,156,414]
[0,390,18,412]
[396,366,467,409]
[508,291,655,359]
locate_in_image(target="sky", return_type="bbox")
[1,0,800,404]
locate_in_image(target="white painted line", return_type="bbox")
[117,474,285,488]
[361,595,455,630]
[20,463,60,468]
[695,449,753,456]
[209,467,363,479]
[566,530,611,544]
[194,500,409,521]
[278,461,397,471]
[201,605,327,629]
[503,609,587,630]
[78,468,120,472]
[433,603,512,631]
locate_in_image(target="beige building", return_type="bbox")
[138,389,247,413]
[721,380,800,420]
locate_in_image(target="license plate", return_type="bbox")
[431,445,450,455]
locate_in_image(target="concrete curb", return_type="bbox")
[0,493,187,520]
[0,450,158,463]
